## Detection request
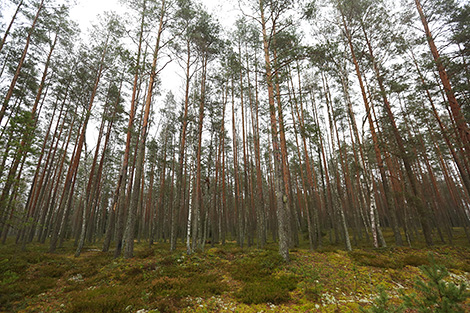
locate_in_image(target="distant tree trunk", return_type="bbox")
[49,33,110,253]
[339,8,403,246]
[192,54,208,252]
[247,55,266,248]
[433,137,470,242]
[410,51,470,195]
[231,77,243,248]
[186,160,194,254]
[153,132,169,245]
[1,153,27,243]
[322,72,352,251]
[289,96,314,250]
[0,31,57,239]
[171,40,192,251]
[103,1,147,253]
[339,66,385,248]
[38,107,78,243]
[239,46,249,248]
[22,97,67,247]
[76,80,121,257]
[21,84,69,247]
[299,70,323,248]
[362,25,432,245]
[221,87,228,245]
[306,86,332,244]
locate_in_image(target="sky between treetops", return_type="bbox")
[70,0,237,34]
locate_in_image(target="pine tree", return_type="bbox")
[402,257,470,312]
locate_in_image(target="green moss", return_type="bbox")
[401,253,430,267]
[230,250,284,282]
[67,286,137,313]
[152,273,225,298]
[0,275,57,310]
[349,250,402,269]
[236,275,298,304]
[39,263,68,278]
[0,255,65,310]
[159,254,178,266]
[303,283,324,303]
[2,240,470,312]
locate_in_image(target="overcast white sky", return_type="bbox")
[69,0,237,33]
[70,0,125,31]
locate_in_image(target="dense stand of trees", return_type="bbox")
[0,0,469,261]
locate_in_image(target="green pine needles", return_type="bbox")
[402,256,470,313]
[363,256,470,313]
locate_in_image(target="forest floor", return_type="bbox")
[1,230,470,312]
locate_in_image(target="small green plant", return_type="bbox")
[1,269,19,286]
[401,257,470,312]
[304,283,323,303]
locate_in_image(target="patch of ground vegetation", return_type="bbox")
[1,234,470,312]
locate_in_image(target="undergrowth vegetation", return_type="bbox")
[1,238,470,312]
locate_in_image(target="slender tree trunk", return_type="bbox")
[239,46,249,248]
[49,33,109,253]
[0,0,44,125]
[0,32,57,236]
[231,77,243,248]
[103,2,147,253]
[339,9,403,246]
[259,0,289,261]
[0,0,24,52]
[123,0,166,259]
[192,55,208,251]
[322,73,352,251]
[186,159,194,254]
[362,25,433,245]
[247,54,266,248]
[21,94,66,248]
[339,67,384,247]
[76,81,121,257]
[410,51,470,196]
[171,39,193,251]
[38,106,78,243]
[289,97,314,250]
[414,0,470,150]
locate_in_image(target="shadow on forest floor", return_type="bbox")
[1,229,470,312]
